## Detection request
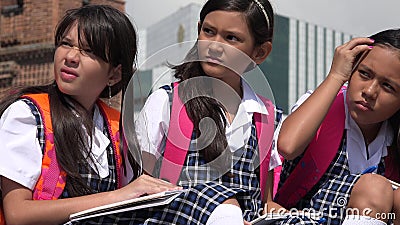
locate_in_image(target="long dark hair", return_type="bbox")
[0,4,137,196]
[173,0,274,164]
[369,29,400,163]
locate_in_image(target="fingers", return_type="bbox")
[341,37,374,51]
[328,37,374,83]
[243,220,252,225]
[335,37,373,62]
[139,174,177,187]
[134,174,182,193]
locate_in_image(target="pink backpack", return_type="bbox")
[275,88,346,208]
[159,82,276,200]
[275,87,400,208]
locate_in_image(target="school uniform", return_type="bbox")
[0,95,135,225]
[121,80,283,224]
[276,89,392,225]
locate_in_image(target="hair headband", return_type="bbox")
[252,0,270,29]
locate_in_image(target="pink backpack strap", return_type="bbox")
[254,95,275,200]
[275,87,346,208]
[159,83,193,184]
[160,84,275,197]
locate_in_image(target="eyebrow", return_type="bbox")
[359,64,400,89]
[201,21,246,37]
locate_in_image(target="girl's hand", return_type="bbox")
[328,37,374,84]
[113,174,182,201]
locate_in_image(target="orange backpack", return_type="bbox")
[0,94,122,225]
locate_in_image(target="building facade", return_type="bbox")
[260,16,353,113]
[0,0,125,102]
[138,3,354,114]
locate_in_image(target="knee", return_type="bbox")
[393,189,400,212]
[206,203,243,225]
[348,174,393,214]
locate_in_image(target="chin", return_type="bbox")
[201,63,227,78]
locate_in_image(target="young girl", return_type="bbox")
[133,0,286,224]
[276,29,400,225]
[0,5,178,225]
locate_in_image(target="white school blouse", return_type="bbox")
[135,81,282,171]
[0,100,113,190]
[290,89,393,174]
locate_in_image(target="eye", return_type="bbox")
[81,47,93,54]
[202,27,214,36]
[60,40,72,47]
[382,82,396,92]
[358,70,371,79]
[226,35,239,42]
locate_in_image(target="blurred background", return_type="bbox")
[126,0,400,114]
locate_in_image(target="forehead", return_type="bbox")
[361,46,400,79]
[203,10,250,32]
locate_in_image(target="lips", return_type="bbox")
[355,100,373,111]
[60,67,78,82]
[205,56,223,64]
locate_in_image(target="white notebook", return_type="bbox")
[67,190,184,223]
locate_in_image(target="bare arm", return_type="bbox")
[2,174,180,225]
[278,37,374,160]
[263,170,285,213]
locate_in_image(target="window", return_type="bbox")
[1,0,23,17]
[1,0,24,16]
[82,0,90,6]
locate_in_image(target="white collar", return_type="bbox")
[85,105,110,178]
[226,80,270,152]
[240,80,269,115]
[344,89,393,173]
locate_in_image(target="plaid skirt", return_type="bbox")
[70,122,265,224]
[68,183,245,225]
[276,132,386,225]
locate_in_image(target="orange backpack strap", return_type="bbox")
[22,94,67,200]
[97,100,123,188]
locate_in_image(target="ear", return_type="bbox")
[108,64,122,86]
[252,41,272,65]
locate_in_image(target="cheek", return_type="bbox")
[197,41,209,58]
[381,98,400,116]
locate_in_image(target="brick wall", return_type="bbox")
[0,0,126,109]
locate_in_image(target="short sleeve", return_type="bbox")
[0,100,43,190]
[269,109,283,170]
[270,90,313,170]
[135,89,170,158]
[290,90,313,113]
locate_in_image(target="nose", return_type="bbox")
[208,40,224,56]
[65,46,80,64]
[362,80,379,100]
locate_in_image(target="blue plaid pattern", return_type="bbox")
[60,120,118,198]
[277,131,387,225]
[73,130,261,224]
[22,99,45,150]
[68,83,286,224]
[73,84,277,224]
